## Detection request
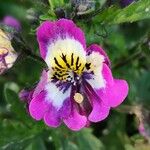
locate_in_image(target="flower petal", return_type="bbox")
[64,104,87,131]
[88,100,110,122]
[45,81,71,109]
[29,91,49,120]
[99,64,129,107]
[87,44,111,67]
[33,70,48,98]
[44,105,61,127]
[37,19,86,59]
[85,48,106,89]
[83,81,110,122]
[3,16,21,31]
[58,98,72,119]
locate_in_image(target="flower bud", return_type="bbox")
[0,29,18,74]
[2,16,21,32]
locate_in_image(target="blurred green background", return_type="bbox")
[0,0,150,149]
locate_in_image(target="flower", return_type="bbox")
[2,16,21,31]
[20,19,128,131]
[0,29,18,74]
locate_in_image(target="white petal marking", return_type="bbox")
[86,51,106,89]
[45,38,86,68]
[45,82,71,109]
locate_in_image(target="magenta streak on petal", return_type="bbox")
[83,80,110,122]
[58,98,72,119]
[99,64,129,107]
[29,91,49,120]
[87,44,111,67]
[36,19,86,59]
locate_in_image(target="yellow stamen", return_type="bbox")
[74,93,84,104]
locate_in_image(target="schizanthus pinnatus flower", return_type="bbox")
[20,19,128,131]
[0,29,18,74]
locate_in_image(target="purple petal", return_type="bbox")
[33,70,48,98]
[37,19,86,59]
[99,64,129,107]
[83,81,110,122]
[87,44,111,67]
[3,16,21,31]
[29,91,49,120]
[88,100,110,122]
[44,105,61,127]
[19,89,34,104]
[64,104,87,131]
[120,0,134,7]
[58,98,72,119]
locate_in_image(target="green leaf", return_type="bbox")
[94,0,150,24]
[74,128,104,150]
[0,119,34,149]
[4,85,29,121]
[50,127,104,150]
[136,71,150,106]
[25,137,46,150]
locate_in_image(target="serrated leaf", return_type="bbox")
[94,0,150,24]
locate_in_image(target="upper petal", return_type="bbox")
[87,44,111,67]
[85,47,106,89]
[37,19,86,60]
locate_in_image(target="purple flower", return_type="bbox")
[20,19,129,131]
[120,0,135,7]
[2,16,21,31]
[0,29,18,74]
